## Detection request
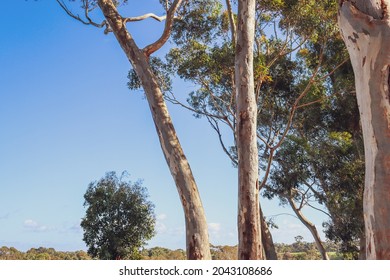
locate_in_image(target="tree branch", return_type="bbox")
[123,13,167,23]
[56,0,107,28]
[207,117,238,165]
[225,0,237,45]
[143,0,184,57]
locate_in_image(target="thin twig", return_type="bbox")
[56,0,106,28]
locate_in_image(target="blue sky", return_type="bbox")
[0,0,327,252]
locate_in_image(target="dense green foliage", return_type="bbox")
[80,172,155,260]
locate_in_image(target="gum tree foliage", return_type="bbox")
[57,0,211,259]
[81,172,155,260]
[262,1,365,259]
[128,0,365,259]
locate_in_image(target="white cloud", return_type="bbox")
[156,213,168,233]
[157,214,167,220]
[208,223,221,232]
[208,222,222,240]
[23,219,54,232]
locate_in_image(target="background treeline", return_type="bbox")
[0,239,348,260]
[0,246,91,260]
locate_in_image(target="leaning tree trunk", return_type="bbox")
[287,196,329,260]
[236,0,263,259]
[338,0,390,259]
[260,205,278,260]
[97,0,211,260]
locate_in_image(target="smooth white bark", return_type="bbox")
[338,0,390,259]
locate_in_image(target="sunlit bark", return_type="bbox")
[96,0,211,259]
[236,0,263,260]
[338,0,390,259]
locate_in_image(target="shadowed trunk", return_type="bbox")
[97,0,211,260]
[260,205,277,260]
[338,0,390,259]
[236,0,263,259]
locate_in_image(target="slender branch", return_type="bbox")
[296,98,323,109]
[317,57,350,82]
[268,212,300,220]
[225,0,237,45]
[165,91,225,120]
[56,0,106,28]
[303,181,323,200]
[306,202,332,218]
[297,189,307,211]
[271,44,325,151]
[143,0,184,56]
[123,13,167,23]
[258,149,275,190]
[207,117,238,165]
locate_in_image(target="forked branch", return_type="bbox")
[143,0,184,57]
[56,0,107,28]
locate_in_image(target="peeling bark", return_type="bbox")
[97,0,211,260]
[338,0,390,259]
[236,0,263,260]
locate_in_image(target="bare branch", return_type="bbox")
[56,0,106,28]
[318,57,350,81]
[165,90,227,121]
[306,202,332,218]
[207,117,238,165]
[123,13,167,23]
[258,149,275,190]
[143,0,184,57]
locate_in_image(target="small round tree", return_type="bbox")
[81,171,155,260]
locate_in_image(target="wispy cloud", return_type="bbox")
[208,223,221,233]
[23,219,55,232]
[208,222,222,239]
[156,213,168,234]
[69,224,82,232]
[0,213,10,220]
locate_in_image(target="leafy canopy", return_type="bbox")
[81,171,155,260]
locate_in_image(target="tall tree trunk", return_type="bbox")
[236,0,263,259]
[287,196,329,260]
[97,0,211,260]
[260,205,278,260]
[338,0,390,259]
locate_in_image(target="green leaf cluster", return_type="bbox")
[81,171,155,260]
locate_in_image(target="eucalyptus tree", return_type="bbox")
[259,0,365,260]
[56,0,211,259]
[81,172,155,260]
[338,0,390,259]
[149,0,364,258]
[157,0,352,259]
